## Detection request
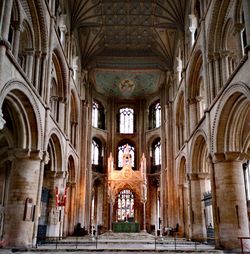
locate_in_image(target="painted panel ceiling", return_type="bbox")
[94,70,162,98]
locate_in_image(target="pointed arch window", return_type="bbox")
[119,108,134,134]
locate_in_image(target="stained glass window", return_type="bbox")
[117,189,134,221]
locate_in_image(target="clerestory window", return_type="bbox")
[119,107,134,134]
[92,100,105,129]
[149,100,161,129]
[91,138,103,173]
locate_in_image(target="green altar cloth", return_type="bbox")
[112,222,140,232]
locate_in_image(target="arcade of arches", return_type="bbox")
[0,0,250,251]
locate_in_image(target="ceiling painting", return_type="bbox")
[94,69,162,98]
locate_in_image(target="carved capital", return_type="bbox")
[212,152,246,163]
[188,172,209,181]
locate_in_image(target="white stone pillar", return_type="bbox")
[207,56,215,100]
[221,51,230,85]
[4,150,42,247]
[213,53,221,94]
[188,173,208,241]
[1,0,13,40]
[188,98,197,133]
[213,153,250,250]
[25,49,34,81]
[33,51,41,90]
[12,22,21,59]
[109,201,113,231]
[40,53,47,98]
[58,98,65,130]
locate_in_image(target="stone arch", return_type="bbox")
[207,0,232,55]
[46,131,64,172]
[68,155,76,183]
[0,80,42,150]
[52,48,68,99]
[212,82,250,154]
[33,0,49,51]
[179,156,187,185]
[190,131,209,173]
[19,0,48,51]
[188,50,203,99]
[188,50,205,128]
[51,50,67,99]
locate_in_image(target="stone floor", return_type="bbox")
[0,232,241,253]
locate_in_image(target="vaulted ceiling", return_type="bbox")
[68,0,188,97]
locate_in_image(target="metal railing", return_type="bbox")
[34,235,217,252]
[238,237,250,254]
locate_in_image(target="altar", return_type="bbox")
[112,222,140,233]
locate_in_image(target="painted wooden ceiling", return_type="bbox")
[68,0,187,97]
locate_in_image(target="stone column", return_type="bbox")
[40,53,47,98]
[213,53,221,94]
[207,56,215,100]
[109,201,113,232]
[1,0,13,41]
[33,51,41,90]
[188,172,208,241]
[213,153,249,250]
[4,150,42,247]
[58,97,65,130]
[183,183,190,239]
[25,49,34,81]
[188,98,197,133]
[12,22,21,59]
[221,51,230,85]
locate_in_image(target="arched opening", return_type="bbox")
[38,133,63,240]
[0,87,40,247]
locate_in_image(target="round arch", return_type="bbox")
[190,131,209,174]
[212,82,250,154]
[0,80,42,150]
